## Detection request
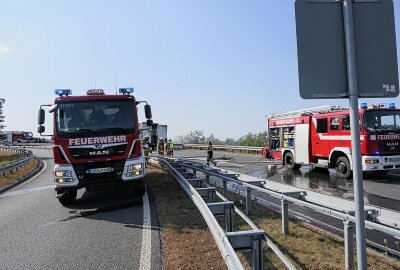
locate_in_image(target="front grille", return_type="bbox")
[378,141,400,152]
[69,143,127,160]
[73,160,125,185]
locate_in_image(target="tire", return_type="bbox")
[335,156,352,179]
[58,189,77,205]
[133,179,146,196]
[284,152,296,170]
[371,170,388,178]
[293,164,302,170]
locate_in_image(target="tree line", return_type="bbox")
[176,130,268,147]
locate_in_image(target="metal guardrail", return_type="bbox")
[150,156,297,270]
[177,159,400,270]
[0,147,34,176]
[182,144,263,153]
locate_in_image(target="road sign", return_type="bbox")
[295,0,399,99]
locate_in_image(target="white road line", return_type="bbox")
[12,159,48,190]
[0,184,55,198]
[139,191,152,270]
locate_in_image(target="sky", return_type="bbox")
[0,0,400,140]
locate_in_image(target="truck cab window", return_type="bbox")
[330,117,339,131]
[342,115,350,130]
[316,118,328,133]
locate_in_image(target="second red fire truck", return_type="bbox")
[264,104,400,178]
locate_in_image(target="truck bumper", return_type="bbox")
[53,157,146,188]
[362,155,400,171]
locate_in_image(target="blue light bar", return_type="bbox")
[55,89,72,96]
[360,103,368,109]
[389,103,396,108]
[119,87,134,94]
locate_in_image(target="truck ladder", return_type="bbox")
[267,105,345,119]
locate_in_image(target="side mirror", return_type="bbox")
[146,119,153,126]
[38,125,45,134]
[144,104,152,119]
[38,109,45,125]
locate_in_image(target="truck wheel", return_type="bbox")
[58,189,77,205]
[335,157,352,179]
[371,170,388,178]
[133,179,146,196]
[284,152,296,170]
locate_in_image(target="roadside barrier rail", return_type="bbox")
[0,147,34,176]
[182,144,263,154]
[178,159,400,270]
[150,157,297,270]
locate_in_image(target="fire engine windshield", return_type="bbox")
[56,100,136,138]
[364,110,400,132]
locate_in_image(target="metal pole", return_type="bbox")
[343,1,367,269]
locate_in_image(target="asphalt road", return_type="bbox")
[0,148,161,270]
[174,149,400,212]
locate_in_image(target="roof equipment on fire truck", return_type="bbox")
[268,105,344,119]
[86,89,105,95]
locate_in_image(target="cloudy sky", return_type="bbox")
[1,0,400,140]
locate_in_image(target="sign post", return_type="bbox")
[295,0,399,269]
[342,0,367,268]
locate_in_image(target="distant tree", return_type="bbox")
[176,130,206,144]
[0,98,5,131]
[206,133,224,145]
[238,131,268,147]
[224,138,237,145]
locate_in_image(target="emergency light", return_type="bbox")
[119,88,134,95]
[55,89,72,97]
[389,103,396,108]
[360,103,368,109]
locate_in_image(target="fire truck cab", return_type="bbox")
[266,104,400,179]
[38,88,153,204]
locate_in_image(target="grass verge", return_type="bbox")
[218,187,400,270]
[0,151,22,166]
[145,167,227,270]
[0,158,40,189]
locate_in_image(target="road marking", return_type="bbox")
[0,184,55,198]
[139,191,152,270]
[13,158,48,190]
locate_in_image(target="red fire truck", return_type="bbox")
[38,88,153,204]
[1,131,33,143]
[264,104,400,179]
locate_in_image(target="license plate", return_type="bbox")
[86,167,114,174]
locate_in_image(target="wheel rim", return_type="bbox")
[337,161,347,174]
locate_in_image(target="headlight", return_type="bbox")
[55,170,71,177]
[127,164,143,171]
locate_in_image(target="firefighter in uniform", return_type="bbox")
[142,135,150,165]
[163,138,168,156]
[157,138,164,155]
[168,139,174,157]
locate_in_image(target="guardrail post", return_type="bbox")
[343,219,355,270]
[246,187,252,215]
[222,179,227,194]
[281,199,289,235]
[252,237,263,270]
[225,203,234,232]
